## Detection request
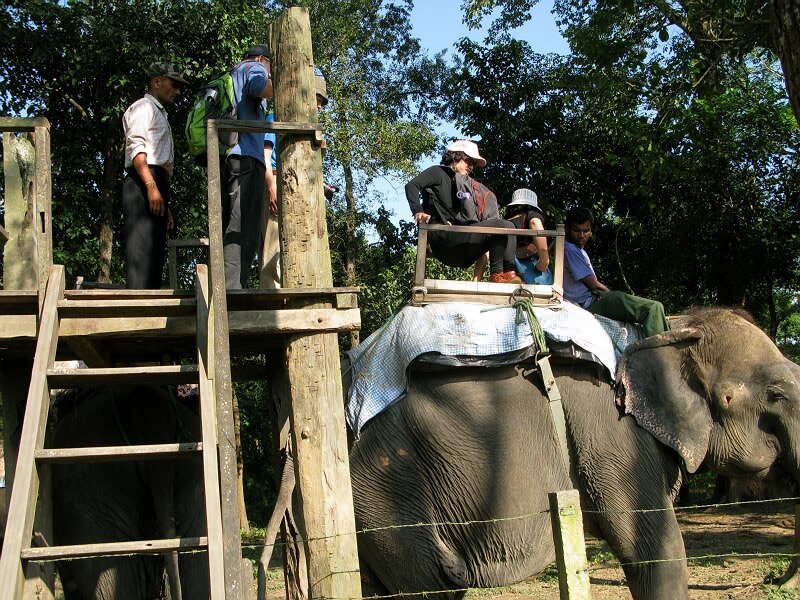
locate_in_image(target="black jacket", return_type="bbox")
[405,165,459,225]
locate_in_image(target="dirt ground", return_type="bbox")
[256,501,800,600]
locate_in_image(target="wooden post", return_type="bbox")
[205,122,244,598]
[272,7,362,600]
[553,224,565,292]
[1,118,54,599]
[549,490,591,600]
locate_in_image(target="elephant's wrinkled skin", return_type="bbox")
[52,385,208,599]
[349,308,800,600]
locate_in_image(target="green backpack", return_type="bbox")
[185,67,239,165]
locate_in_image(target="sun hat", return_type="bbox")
[147,62,189,86]
[446,140,487,167]
[507,188,539,208]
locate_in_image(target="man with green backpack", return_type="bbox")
[186,45,273,289]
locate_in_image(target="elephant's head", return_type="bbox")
[617,308,800,485]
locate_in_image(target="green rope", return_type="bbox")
[482,299,549,354]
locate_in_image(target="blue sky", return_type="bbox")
[374,0,569,226]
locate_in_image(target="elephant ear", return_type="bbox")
[616,327,712,473]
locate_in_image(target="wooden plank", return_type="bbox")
[195,264,227,600]
[420,223,565,237]
[212,118,321,135]
[65,288,196,300]
[46,365,200,387]
[0,265,64,598]
[206,107,243,600]
[274,8,362,600]
[229,308,360,333]
[0,308,361,345]
[58,297,198,317]
[0,314,38,339]
[34,443,201,463]
[548,489,590,600]
[0,223,9,245]
[0,117,49,132]
[423,278,561,297]
[21,537,208,561]
[553,224,565,291]
[414,226,428,287]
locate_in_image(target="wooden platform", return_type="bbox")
[0,286,360,365]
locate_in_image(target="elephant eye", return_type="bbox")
[766,387,786,404]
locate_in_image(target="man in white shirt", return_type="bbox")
[563,206,669,337]
[122,62,187,288]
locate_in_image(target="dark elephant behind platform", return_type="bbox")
[52,385,208,599]
[349,307,800,600]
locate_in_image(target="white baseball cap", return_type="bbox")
[507,188,539,208]
[446,140,487,167]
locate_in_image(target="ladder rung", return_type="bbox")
[58,297,197,318]
[20,536,208,561]
[35,443,202,463]
[47,365,199,387]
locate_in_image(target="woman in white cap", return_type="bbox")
[405,140,522,284]
[504,188,553,285]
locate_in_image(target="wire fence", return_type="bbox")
[241,495,800,599]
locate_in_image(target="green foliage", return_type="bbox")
[450,0,800,331]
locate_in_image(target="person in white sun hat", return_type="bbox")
[405,140,522,284]
[505,188,553,285]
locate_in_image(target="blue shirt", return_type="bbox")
[229,60,269,162]
[563,240,595,308]
[264,112,277,171]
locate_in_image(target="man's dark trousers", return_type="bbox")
[122,166,169,289]
[221,155,266,289]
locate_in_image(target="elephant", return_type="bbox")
[51,385,208,599]
[348,307,800,600]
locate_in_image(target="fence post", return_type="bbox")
[549,489,591,600]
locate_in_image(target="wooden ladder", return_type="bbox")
[0,263,226,599]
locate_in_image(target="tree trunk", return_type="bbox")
[770,0,800,125]
[343,163,359,347]
[96,116,121,283]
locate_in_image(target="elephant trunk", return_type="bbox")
[258,452,296,600]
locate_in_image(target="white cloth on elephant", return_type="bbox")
[346,302,619,436]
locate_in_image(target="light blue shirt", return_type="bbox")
[264,112,277,170]
[563,240,595,308]
[229,60,269,163]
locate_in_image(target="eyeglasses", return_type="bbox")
[463,157,475,167]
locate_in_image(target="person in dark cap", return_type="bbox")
[121,61,188,288]
[221,44,274,289]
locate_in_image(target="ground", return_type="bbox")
[254,501,800,600]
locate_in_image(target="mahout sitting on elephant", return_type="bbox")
[348,307,800,600]
[51,384,208,599]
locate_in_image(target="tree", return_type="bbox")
[0,0,274,285]
[450,0,800,333]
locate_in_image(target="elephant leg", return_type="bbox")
[779,503,800,589]
[599,509,688,600]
